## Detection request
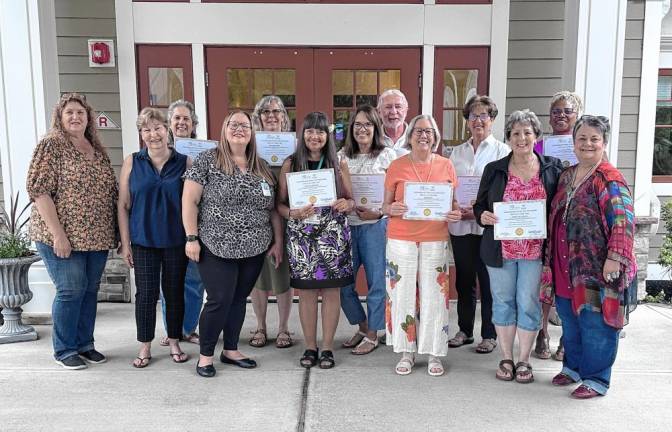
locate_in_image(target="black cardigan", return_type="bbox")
[472,152,564,268]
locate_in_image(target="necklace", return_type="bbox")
[562,161,600,221]
[409,153,434,182]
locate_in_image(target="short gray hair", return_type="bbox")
[403,114,441,152]
[573,115,610,144]
[504,109,543,141]
[377,89,408,110]
[549,91,584,116]
[167,99,198,139]
[252,95,291,132]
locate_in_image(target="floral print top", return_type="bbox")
[26,135,118,251]
[501,169,547,260]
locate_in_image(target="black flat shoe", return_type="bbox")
[300,349,319,368]
[220,352,257,369]
[196,362,216,378]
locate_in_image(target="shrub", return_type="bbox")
[0,192,32,259]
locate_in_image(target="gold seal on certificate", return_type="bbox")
[543,135,577,168]
[493,199,547,240]
[286,168,337,209]
[174,138,218,159]
[403,182,453,221]
[351,174,385,210]
[456,176,481,207]
[256,132,297,167]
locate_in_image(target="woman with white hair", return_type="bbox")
[382,114,461,377]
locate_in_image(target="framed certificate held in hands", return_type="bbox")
[174,138,218,159]
[256,132,297,166]
[543,135,577,168]
[455,176,481,207]
[351,174,385,210]
[493,199,547,240]
[286,168,337,209]
[403,182,453,221]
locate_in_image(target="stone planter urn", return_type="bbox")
[0,254,42,344]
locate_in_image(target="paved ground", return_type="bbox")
[1,302,671,432]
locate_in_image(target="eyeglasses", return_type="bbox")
[227,122,251,131]
[261,109,283,117]
[468,113,490,122]
[354,122,374,130]
[551,107,577,116]
[412,128,434,137]
[305,129,327,137]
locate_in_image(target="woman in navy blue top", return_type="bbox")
[118,107,192,368]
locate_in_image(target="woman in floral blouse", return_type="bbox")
[541,115,636,399]
[27,93,118,370]
[473,110,563,384]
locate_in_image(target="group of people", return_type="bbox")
[27,88,636,399]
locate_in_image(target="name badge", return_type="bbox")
[261,181,272,197]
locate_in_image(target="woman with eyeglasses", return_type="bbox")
[382,114,461,377]
[533,91,584,362]
[447,95,510,355]
[182,111,283,378]
[247,95,294,350]
[277,111,355,369]
[540,115,636,398]
[473,110,563,384]
[337,105,397,355]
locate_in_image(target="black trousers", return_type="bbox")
[450,234,496,340]
[198,245,265,357]
[132,244,187,342]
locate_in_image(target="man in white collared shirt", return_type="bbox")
[378,89,410,157]
[448,95,510,354]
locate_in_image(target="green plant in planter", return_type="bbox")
[0,192,32,258]
[656,201,672,302]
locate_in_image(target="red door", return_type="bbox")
[136,44,194,111]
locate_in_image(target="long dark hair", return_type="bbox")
[291,111,343,194]
[342,104,386,159]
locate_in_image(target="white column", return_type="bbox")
[634,0,665,216]
[0,0,60,319]
[421,44,435,115]
[116,0,139,159]
[565,0,628,165]
[192,43,208,139]
[489,0,510,142]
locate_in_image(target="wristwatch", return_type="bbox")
[185,235,199,242]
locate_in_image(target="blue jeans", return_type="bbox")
[486,259,542,332]
[555,296,620,395]
[36,242,109,361]
[340,219,387,331]
[162,260,204,335]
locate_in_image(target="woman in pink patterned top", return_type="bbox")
[473,110,563,383]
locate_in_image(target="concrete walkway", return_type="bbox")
[1,302,671,432]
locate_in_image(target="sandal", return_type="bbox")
[515,361,534,384]
[170,351,189,363]
[395,353,415,376]
[448,331,474,348]
[183,333,200,344]
[427,356,444,377]
[495,359,515,381]
[552,339,564,361]
[300,349,319,368]
[249,329,267,348]
[475,338,497,354]
[318,350,335,369]
[342,331,366,348]
[351,336,379,355]
[132,356,152,369]
[534,330,551,359]
[159,337,169,347]
[275,331,293,349]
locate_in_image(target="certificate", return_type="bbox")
[256,132,296,166]
[493,200,547,240]
[351,174,385,209]
[456,176,481,207]
[286,168,337,209]
[174,138,218,159]
[543,135,577,168]
[403,182,453,221]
